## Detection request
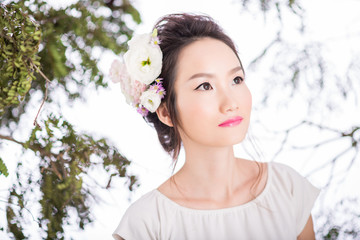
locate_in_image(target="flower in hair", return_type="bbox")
[109,29,165,117]
[140,88,162,113]
[124,31,163,85]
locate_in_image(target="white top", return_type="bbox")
[113,162,320,240]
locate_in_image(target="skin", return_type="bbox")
[157,37,260,208]
[155,38,315,239]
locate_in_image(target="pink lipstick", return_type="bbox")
[218,116,243,127]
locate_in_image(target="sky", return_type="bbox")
[1,0,360,239]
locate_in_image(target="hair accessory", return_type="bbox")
[109,29,165,117]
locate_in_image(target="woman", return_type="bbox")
[110,13,319,240]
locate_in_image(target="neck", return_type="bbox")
[175,141,244,201]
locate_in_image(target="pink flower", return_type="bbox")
[109,29,166,117]
[137,106,149,117]
[131,80,147,105]
[109,60,128,83]
[151,36,160,46]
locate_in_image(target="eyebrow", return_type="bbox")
[187,66,243,81]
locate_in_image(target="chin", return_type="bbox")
[222,128,248,144]
[225,135,246,146]
[205,134,247,148]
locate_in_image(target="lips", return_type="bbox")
[218,116,243,127]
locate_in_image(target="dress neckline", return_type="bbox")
[154,162,272,214]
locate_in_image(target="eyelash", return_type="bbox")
[195,76,244,91]
[233,76,244,85]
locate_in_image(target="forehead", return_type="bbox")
[176,37,240,80]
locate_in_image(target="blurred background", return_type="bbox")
[1,0,359,239]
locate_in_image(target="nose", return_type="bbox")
[219,91,239,113]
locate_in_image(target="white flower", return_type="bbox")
[109,29,165,117]
[109,60,128,83]
[124,36,163,85]
[127,34,151,49]
[140,89,162,113]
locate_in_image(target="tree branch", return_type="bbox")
[0,199,40,225]
[31,62,51,129]
[292,136,343,150]
[0,134,61,170]
[305,146,354,179]
[266,120,359,188]
[248,32,281,68]
[0,134,25,147]
[303,120,343,134]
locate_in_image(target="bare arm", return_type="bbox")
[297,215,315,240]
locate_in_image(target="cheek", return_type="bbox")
[240,86,252,114]
[176,96,217,144]
[247,90,252,111]
[176,93,214,128]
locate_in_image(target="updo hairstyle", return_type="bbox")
[144,13,244,161]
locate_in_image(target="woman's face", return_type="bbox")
[174,37,252,148]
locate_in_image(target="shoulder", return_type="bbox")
[268,162,317,194]
[126,189,159,211]
[113,190,162,240]
[270,162,305,187]
[269,161,299,175]
[121,189,162,224]
[268,162,320,235]
[269,161,321,198]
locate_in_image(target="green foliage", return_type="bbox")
[1,0,141,238]
[316,198,360,239]
[0,157,9,177]
[0,3,41,114]
[6,188,27,240]
[7,115,138,238]
[1,0,140,128]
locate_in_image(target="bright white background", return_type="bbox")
[1,0,359,239]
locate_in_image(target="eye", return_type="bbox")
[233,76,244,85]
[195,82,213,91]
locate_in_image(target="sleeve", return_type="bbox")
[283,164,320,235]
[112,194,159,240]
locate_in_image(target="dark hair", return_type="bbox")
[145,13,244,161]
